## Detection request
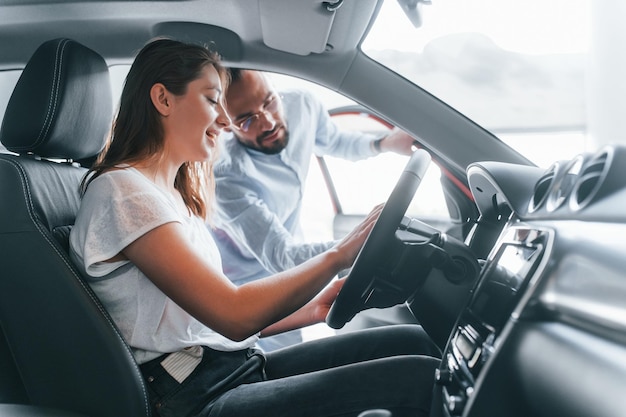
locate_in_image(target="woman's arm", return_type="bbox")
[122,205,381,342]
[260,278,345,337]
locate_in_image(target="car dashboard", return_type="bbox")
[433,143,626,417]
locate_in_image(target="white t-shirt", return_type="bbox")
[69,167,258,364]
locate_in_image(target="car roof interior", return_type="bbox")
[0,0,376,71]
[0,0,527,172]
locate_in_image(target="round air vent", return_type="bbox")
[570,148,611,211]
[528,161,560,213]
[546,155,585,213]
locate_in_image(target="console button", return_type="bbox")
[435,368,452,386]
[443,387,467,416]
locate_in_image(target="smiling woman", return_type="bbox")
[66,38,442,417]
[3,2,626,417]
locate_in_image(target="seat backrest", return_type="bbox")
[0,38,150,417]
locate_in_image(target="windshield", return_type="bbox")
[363,0,591,167]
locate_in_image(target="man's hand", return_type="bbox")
[379,127,419,156]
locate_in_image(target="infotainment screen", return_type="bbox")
[468,238,544,333]
[440,227,550,416]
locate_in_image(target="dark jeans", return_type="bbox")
[140,324,441,417]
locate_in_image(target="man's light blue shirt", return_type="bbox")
[212,89,378,285]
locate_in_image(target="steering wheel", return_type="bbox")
[326,149,432,329]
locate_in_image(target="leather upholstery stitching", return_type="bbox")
[0,157,151,416]
[35,39,67,149]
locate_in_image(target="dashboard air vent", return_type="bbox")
[546,155,585,212]
[528,162,559,213]
[570,149,610,211]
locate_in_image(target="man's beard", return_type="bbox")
[257,127,289,155]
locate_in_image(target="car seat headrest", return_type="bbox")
[0,38,112,161]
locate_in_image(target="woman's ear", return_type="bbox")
[150,83,171,116]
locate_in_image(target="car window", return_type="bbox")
[363,0,591,167]
[1,64,449,243]
[109,64,130,111]
[0,69,21,153]
[321,113,447,218]
[268,73,449,242]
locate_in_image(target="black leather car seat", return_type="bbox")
[0,38,150,417]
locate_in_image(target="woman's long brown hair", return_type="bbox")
[81,38,228,220]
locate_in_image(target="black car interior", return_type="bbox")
[2,36,626,417]
[0,38,150,417]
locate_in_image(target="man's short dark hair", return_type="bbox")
[227,67,243,84]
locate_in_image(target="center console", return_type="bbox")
[435,226,551,416]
